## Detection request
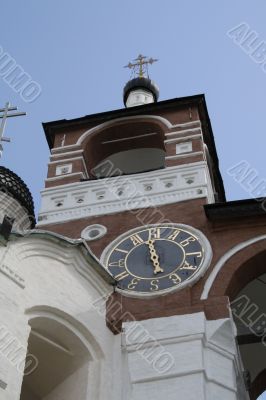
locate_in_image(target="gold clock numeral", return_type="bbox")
[109,259,125,268]
[186,251,202,258]
[168,229,180,241]
[148,228,160,240]
[169,273,181,284]
[127,278,140,290]
[150,279,159,291]
[180,236,196,247]
[180,261,197,271]
[130,234,144,246]
[114,271,129,281]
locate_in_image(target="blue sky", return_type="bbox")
[0,2,266,398]
[1,1,266,215]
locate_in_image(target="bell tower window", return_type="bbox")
[84,120,166,178]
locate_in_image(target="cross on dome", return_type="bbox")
[124,54,158,78]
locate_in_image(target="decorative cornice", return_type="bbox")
[38,163,214,225]
[4,229,115,291]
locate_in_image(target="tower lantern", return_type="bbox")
[123,54,159,108]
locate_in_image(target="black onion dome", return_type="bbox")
[0,166,35,227]
[123,77,159,106]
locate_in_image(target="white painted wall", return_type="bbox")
[0,234,248,400]
[44,365,89,400]
[0,235,120,400]
[122,313,250,400]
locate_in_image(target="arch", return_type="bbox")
[20,306,104,400]
[9,235,112,297]
[200,237,266,400]
[25,305,104,359]
[80,116,169,178]
[201,235,266,300]
[76,114,173,146]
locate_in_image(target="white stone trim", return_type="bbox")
[38,162,215,225]
[45,172,85,182]
[10,235,112,296]
[165,127,202,137]
[26,306,104,360]
[164,134,202,144]
[166,151,203,160]
[49,156,84,165]
[51,144,81,153]
[50,119,202,153]
[171,120,201,128]
[50,149,83,160]
[122,312,248,399]
[49,156,89,178]
[55,164,72,176]
[100,223,212,298]
[175,141,193,155]
[81,224,107,241]
[200,235,266,300]
[25,307,104,400]
[76,115,173,145]
[50,120,202,155]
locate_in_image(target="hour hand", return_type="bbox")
[147,240,164,274]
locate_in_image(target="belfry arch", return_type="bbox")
[79,116,168,178]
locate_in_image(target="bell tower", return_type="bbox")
[38,55,223,249]
[0,56,265,400]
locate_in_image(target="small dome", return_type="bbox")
[0,166,35,227]
[123,77,159,106]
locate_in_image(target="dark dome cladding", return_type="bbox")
[123,77,159,106]
[0,166,35,227]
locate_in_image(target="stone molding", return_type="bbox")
[122,312,249,400]
[38,162,214,225]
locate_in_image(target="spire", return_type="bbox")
[123,54,159,108]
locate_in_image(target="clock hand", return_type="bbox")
[147,239,164,274]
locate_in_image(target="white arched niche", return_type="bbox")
[20,307,103,400]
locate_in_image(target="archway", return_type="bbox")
[20,308,103,400]
[204,240,266,400]
[80,117,167,178]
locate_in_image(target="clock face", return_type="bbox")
[102,224,211,296]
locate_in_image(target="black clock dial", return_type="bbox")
[104,225,206,295]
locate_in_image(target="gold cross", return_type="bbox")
[124,54,158,78]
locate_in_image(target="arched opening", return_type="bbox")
[82,119,166,178]
[257,391,266,399]
[205,241,266,399]
[227,250,266,400]
[20,316,91,400]
[231,271,266,400]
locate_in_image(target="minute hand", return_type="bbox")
[147,240,164,274]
